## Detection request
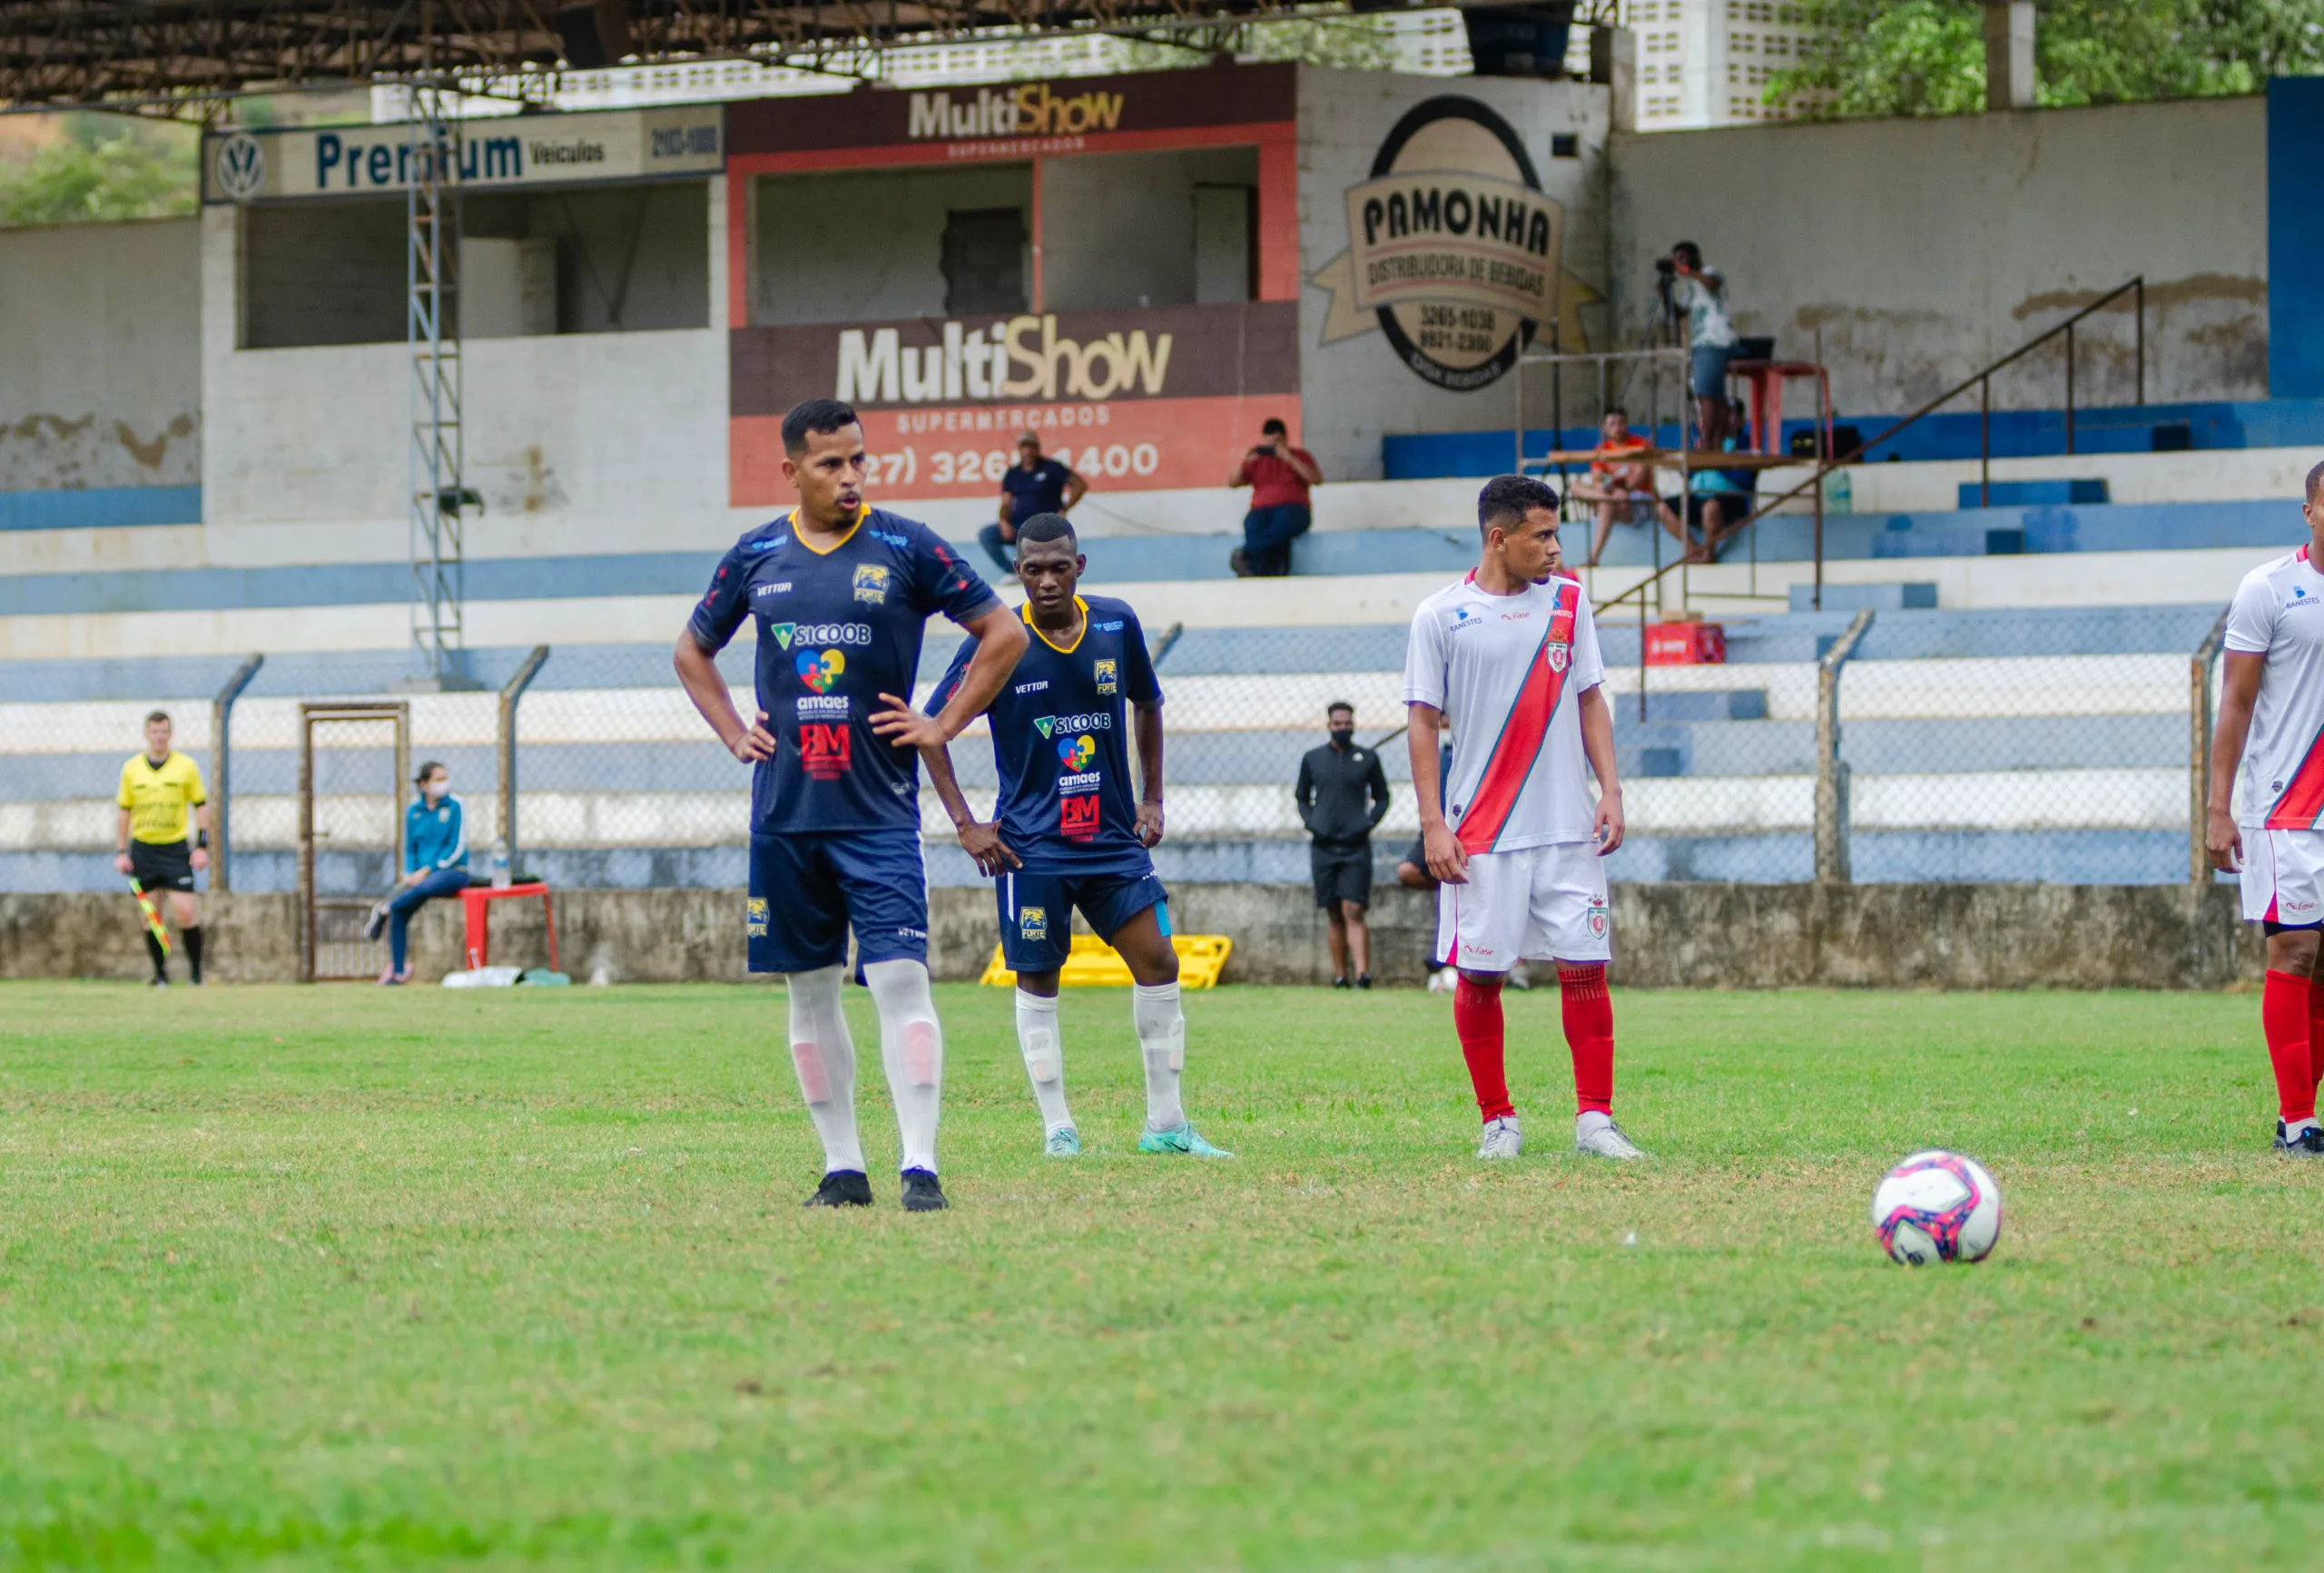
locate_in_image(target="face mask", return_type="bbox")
[1329,727,1354,746]
[422,780,448,803]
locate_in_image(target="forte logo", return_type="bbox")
[907,83,1126,142]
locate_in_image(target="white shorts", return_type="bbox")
[1435,840,1611,971]
[2240,827,2324,927]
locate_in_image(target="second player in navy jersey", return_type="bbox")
[675,398,1029,1213]
[921,514,1231,1160]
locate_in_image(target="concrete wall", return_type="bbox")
[0,218,202,491]
[1042,146,1259,312]
[751,163,1031,325]
[1295,68,1613,482]
[1607,95,2269,416]
[2,882,2262,989]
[200,179,731,542]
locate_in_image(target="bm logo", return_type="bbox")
[800,722,851,779]
[1060,795,1101,841]
[212,133,267,202]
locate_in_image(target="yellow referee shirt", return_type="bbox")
[117,752,206,845]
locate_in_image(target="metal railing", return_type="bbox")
[1595,274,2150,624]
[499,644,550,877]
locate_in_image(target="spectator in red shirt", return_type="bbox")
[1227,418,1323,578]
[1570,408,1686,567]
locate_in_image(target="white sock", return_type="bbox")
[784,965,863,1175]
[1015,988,1074,1135]
[2289,1116,2318,1137]
[1132,981,1186,1132]
[863,958,943,1175]
[1577,1110,1614,1138]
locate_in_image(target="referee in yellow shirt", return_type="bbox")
[114,710,210,986]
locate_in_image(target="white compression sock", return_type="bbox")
[1014,988,1074,1136]
[784,965,864,1175]
[1132,981,1186,1132]
[863,959,944,1175]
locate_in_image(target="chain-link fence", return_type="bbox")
[0,603,2240,896]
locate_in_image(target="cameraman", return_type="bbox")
[1228,417,1323,577]
[1659,241,1737,452]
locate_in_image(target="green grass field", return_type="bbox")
[3,979,2319,1570]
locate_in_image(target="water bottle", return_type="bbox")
[490,837,511,889]
[1825,469,1853,515]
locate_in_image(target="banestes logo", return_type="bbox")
[800,722,852,779]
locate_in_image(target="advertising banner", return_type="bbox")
[1307,95,1596,392]
[727,63,1295,162]
[202,105,724,204]
[730,302,1297,503]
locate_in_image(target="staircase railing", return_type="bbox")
[1598,274,2147,623]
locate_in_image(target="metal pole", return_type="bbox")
[1980,376,1991,507]
[2135,277,2145,407]
[407,72,466,684]
[208,652,263,893]
[298,707,315,984]
[1815,608,1876,885]
[2065,321,2076,457]
[2192,604,2231,885]
[498,644,551,877]
[392,702,411,890]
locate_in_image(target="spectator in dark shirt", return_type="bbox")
[1228,418,1322,578]
[1295,700,1390,988]
[984,432,1085,576]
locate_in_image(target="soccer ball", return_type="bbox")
[1869,1150,2002,1265]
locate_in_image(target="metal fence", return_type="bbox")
[0,605,2240,895]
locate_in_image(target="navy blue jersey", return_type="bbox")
[1000,458,1074,526]
[689,506,999,835]
[932,594,1161,872]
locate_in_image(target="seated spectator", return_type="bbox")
[1688,437,1758,562]
[1228,418,1322,578]
[983,433,1084,577]
[1569,408,1685,567]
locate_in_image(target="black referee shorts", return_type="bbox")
[1311,842,1373,910]
[128,839,195,893]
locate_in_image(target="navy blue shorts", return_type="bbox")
[998,864,1168,973]
[747,830,929,974]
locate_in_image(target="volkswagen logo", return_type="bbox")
[212,133,266,202]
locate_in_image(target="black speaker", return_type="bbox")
[1463,5,1575,78]
[555,0,632,68]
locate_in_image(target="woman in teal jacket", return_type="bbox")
[364,761,469,984]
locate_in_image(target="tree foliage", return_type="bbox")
[0,114,199,228]
[1770,0,2324,119]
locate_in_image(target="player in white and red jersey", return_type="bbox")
[2210,460,2324,1156]
[1403,474,1642,1162]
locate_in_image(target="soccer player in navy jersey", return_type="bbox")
[921,514,1231,1159]
[675,399,1029,1212]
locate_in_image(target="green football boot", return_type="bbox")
[1137,1122,1234,1158]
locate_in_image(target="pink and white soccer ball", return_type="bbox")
[1869,1150,2002,1265]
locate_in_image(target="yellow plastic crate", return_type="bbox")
[979,933,1233,989]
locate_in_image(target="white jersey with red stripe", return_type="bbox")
[1403,570,1607,851]
[2224,544,2324,830]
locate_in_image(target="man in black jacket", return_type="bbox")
[1295,701,1391,988]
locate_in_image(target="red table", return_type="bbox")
[461,881,558,972]
[1727,359,1834,458]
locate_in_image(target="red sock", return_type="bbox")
[1560,963,1615,1116]
[1452,974,1513,1123]
[2264,969,2316,1124]
[2308,976,2324,1097]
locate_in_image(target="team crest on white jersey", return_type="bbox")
[1545,640,1571,673]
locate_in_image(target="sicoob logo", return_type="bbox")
[768,622,871,651]
[1058,734,1098,769]
[796,649,846,693]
